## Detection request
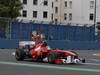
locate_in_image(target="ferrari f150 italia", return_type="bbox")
[15,41,85,64]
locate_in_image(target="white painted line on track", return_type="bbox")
[93,53,100,56]
[93,54,97,56]
[0,61,100,73]
[84,63,100,66]
[12,52,15,56]
[88,59,100,62]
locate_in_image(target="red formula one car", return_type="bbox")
[15,41,85,64]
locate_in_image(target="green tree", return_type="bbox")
[0,0,22,38]
[0,0,22,19]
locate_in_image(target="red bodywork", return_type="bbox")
[16,42,85,64]
[29,43,77,61]
[30,43,49,59]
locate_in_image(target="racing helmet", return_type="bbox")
[42,41,47,46]
[32,31,37,36]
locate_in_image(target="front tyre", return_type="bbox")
[81,58,85,63]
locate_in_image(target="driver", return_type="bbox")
[31,31,45,45]
[30,31,47,59]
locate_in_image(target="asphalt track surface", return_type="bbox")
[0,49,100,75]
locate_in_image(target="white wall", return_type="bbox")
[19,0,53,23]
[65,0,94,25]
[18,0,100,25]
[96,0,100,23]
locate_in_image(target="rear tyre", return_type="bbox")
[15,48,26,61]
[48,52,58,64]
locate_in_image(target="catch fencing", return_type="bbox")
[11,22,95,41]
[0,20,99,49]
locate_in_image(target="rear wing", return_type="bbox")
[19,41,35,47]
